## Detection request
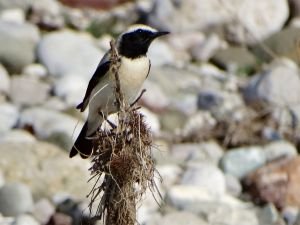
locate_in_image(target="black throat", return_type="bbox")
[118,41,149,59]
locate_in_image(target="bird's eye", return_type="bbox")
[136,29,143,33]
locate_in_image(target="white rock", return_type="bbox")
[226,0,289,44]
[10,76,51,106]
[0,103,19,135]
[182,111,216,137]
[224,173,242,197]
[191,34,223,61]
[167,185,246,210]
[207,206,259,225]
[148,0,231,32]
[13,214,39,225]
[0,21,40,72]
[142,80,170,111]
[181,162,226,195]
[149,0,288,44]
[22,64,47,78]
[0,182,34,217]
[148,40,175,67]
[158,212,208,225]
[139,108,161,135]
[32,199,55,225]
[156,164,182,189]
[264,141,297,161]
[0,8,25,23]
[54,75,88,107]
[0,64,10,95]
[0,129,36,143]
[37,30,103,78]
[19,107,83,142]
[30,0,64,29]
[171,142,224,164]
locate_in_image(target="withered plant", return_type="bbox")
[87,40,157,225]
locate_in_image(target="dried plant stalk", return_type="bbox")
[87,40,156,225]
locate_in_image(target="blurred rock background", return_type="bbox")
[1,0,300,224]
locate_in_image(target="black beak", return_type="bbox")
[153,31,170,38]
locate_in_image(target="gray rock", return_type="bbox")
[211,91,245,120]
[0,182,34,216]
[211,46,257,72]
[197,90,223,110]
[0,129,36,143]
[0,170,4,188]
[28,0,64,29]
[181,162,226,195]
[0,141,92,199]
[0,103,19,135]
[19,107,83,143]
[244,58,300,107]
[32,198,55,224]
[10,76,51,106]
[282,206,299,225]
[37,30,103,78]
[13,214,39,225]
[147,39,175,67]
[257,203,282,225]
[225,0,289,44]
[252,27,300,63]
[53,75,88,107]
[169,141,223,165]
[264,141,297,161]
[173,94,198,116]
[160,109,187,132]
[0,64,9,95]
[141,80,170,112]
[157,212,208,225]
[0,21,40,73]
[191,34,224,62]
[182,111,216,137]
[220,146,267,179]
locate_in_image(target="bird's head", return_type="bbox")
[117,24,169,59]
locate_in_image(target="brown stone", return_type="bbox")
[243,156,300,209]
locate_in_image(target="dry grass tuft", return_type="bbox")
[87,40,156,225]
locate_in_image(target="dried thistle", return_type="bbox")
[87,40,157,225]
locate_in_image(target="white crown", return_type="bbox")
[123,24,157,34]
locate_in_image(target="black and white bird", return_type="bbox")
[70,24,169,158]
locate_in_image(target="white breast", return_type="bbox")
[86,56,150,135]
[117,56,150,102]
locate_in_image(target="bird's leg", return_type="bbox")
[98,110,117,129]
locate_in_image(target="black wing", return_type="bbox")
[76,60,110,112]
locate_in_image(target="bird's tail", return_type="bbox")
[69,122,94,158]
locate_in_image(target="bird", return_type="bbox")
[69,24,169,158]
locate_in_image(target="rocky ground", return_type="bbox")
[1,0,300,225]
